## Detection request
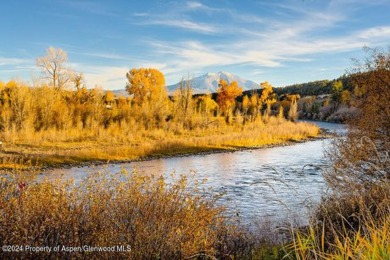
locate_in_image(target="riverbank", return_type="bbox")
[41,134,328,172]
[0,118,320,172]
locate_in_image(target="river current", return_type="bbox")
[39,121,346,224]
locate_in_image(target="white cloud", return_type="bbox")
[134,0,353,81]
[76,61,177,90]
[0,57,29,66]
[358,26,390,39]
[142,1,390,85]
[187,1,203,9]
[4,1,389,88]
[141,19,217,34]
[185,1,226,13]
[77,52,133,61]
[81,65,128,89]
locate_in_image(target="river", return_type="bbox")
[41,121,345,224]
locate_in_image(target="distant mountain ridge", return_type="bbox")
[167,71,259,94]
[111,89,129,97]
[109,71,259,96]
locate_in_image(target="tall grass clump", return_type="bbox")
[293,137,390,259]
[0,170,255,259]
[287,182,390,259]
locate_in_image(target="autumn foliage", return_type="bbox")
[0,170,250,259]
[0,47,324,258]
[289,47,390,260]
[0,47,319,170]
[216,79,243,114]
[126,68,167,105]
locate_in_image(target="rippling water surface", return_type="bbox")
[44,121,346,223]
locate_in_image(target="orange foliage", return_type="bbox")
[216,80,243,113]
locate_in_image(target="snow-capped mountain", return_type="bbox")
[108,71,259,96]
[167,71,259,94]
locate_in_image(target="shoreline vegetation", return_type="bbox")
[0,57,320,172]
[1,118,319,172]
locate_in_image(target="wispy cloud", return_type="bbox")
[2,0,389,88]
[140,19,217,34]
[358,26,390,39]
[0,57,29,66]
[76,61,175,90]
[186,1,263,24]
[138,15,218,34]
[0,57,36,83]
[75,52,133,61]
[148,40,232,68]
[133,1,224,34]
[79,65,129,89]
[187,1,203,10]
[53,0,390,88]
[142,0,390,84]
[186,1,225,13]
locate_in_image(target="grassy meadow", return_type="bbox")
[0,117,319,170]
[0,74,319,171]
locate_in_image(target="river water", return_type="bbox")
[42,121,346,224]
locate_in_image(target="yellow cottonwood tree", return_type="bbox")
[3,81,34,130]
[242,95,250,115]
[196,94,217,116]
[126,68,168,127]
[216,80,243,114]
[126,68,166,105]
[259,81,273,103]
[248,93,260,119]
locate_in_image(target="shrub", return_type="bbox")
[288,47,390,259]
[0,170,249,259]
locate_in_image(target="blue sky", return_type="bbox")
[0,0,389,90]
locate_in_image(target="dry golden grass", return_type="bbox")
[286,182,390,260]
[287,212,390,260]
[0,170,252,259]
[0,117,319,170]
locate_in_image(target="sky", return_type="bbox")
[0,0,389,90]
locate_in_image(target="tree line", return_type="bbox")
[0,47,302,136]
